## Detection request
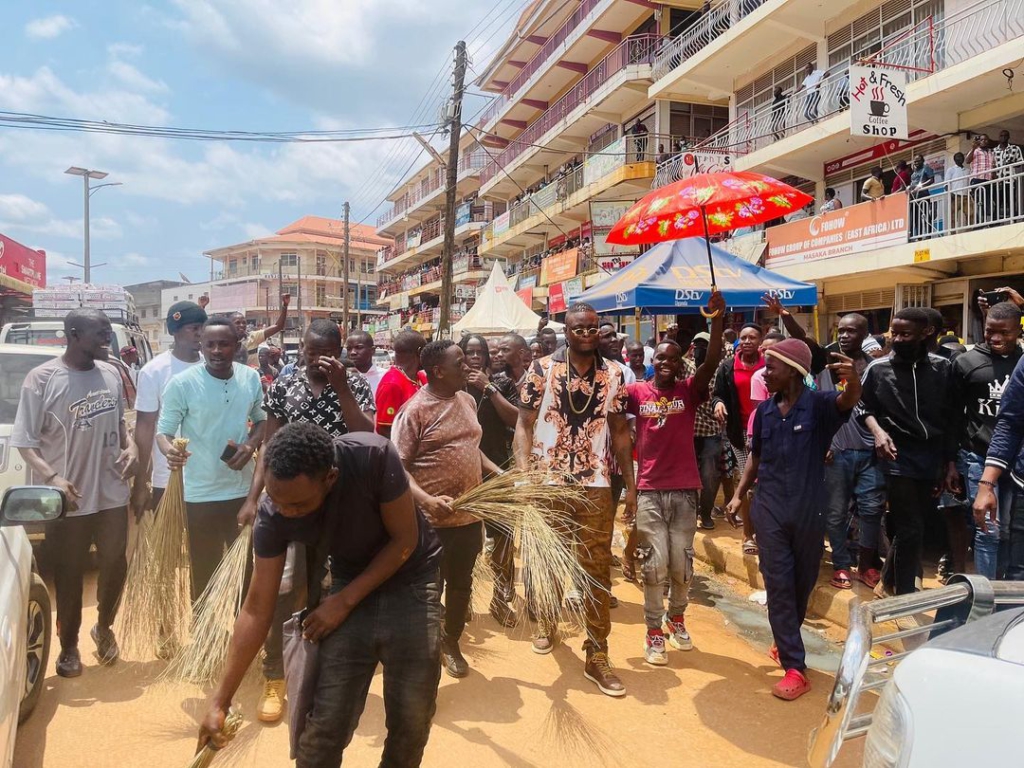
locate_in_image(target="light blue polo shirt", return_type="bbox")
[157,363,266,503]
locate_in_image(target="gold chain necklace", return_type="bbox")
[565,355,597,416]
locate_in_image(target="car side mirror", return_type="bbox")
[1,487,67,525]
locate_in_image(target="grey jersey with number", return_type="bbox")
[11,357,129,517]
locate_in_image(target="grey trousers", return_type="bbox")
[636,490,698,629]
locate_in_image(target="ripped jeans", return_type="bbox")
[635,490,698,629]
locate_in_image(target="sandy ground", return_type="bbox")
[13,563,863,768]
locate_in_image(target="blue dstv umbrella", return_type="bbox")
[571,238,816,313]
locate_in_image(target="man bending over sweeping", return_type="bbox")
[198,421,442,767]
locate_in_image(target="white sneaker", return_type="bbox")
[644,630,668,666]
[662,614,693,651]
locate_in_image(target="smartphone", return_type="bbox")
[983,290,1009,306]
[220,442,237,463]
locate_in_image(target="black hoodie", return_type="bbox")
[951,342,1023,455]
[859,351,957,480]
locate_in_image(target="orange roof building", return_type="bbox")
[201,216,392,338]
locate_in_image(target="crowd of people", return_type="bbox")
[12,284,1024,767]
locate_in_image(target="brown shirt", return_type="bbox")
[392,388,483,528]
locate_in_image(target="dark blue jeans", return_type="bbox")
[296,570,442,768]
[958,449,1014,579]
[824,449,886,571]
[695,435,722,521]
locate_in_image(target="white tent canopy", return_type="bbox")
[453,262,563,337]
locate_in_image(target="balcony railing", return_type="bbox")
[652,0,768,81]
[479,34,664,187]
[907,161,1024,242]
[377,202,493,269]
[477,0,607,130]
[376,149,489,230]
[378,254,490,296]
[486,138,663,245]
[652,145,732,187]
[696,0,1024,158]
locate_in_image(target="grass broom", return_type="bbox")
[116,437,192,660]
[185,708,243,768]
[163,524,253,687]
[451,470,598,631]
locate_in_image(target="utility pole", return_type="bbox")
[343,201,351,333]
[278,260,284,348]
[437,40,467,338]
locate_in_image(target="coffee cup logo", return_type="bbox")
[870,100,890,117]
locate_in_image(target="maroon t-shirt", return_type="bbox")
[626,378,705,491]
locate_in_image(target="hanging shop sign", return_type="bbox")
[849,65,909,140]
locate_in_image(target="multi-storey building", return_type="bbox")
[125,279,185,351]
[472,0,729,330]
[376,1,732,339]
[203,216,390,348]
[373,136,497,340]
[649,0,1024,341]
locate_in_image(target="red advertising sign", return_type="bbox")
[548,282,566,314]
[0,233,46,291]
[823,130,933,177]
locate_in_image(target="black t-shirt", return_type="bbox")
[467,373,518,468]
[253,432,441,583]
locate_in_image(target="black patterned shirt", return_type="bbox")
[264,368,375,437]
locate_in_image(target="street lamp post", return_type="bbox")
[64,167,121,283]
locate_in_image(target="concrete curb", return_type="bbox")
[690,526,870,631]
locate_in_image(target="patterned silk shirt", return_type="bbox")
[520,348,627,487]
[263,368,375,437]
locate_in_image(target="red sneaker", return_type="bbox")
[772,669,811,701]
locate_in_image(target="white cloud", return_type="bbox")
[0,194,51,222]
[108,61,169,94]
[0,192,122,241]
[25,15,76,40]
[123,252,152,266]
[242,222,273,239]
[0,66,169,124]
[107,43,144,59]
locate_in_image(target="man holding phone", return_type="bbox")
[158,317,267,599]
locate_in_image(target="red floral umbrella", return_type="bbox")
[606,170,812,315]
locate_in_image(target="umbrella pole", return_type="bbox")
[699,204,721,319]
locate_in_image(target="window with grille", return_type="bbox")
[280,253,298,268]
[827,0,942,66]
[315,284,326,306]
[736,45,817,116]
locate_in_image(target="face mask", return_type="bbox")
[891,340,924,360]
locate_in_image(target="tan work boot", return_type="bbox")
[584,652,626,698]
[257,678,286,723]
[532,619,558,654]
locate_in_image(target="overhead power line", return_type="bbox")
[0,110,442,143]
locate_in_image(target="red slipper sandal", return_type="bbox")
[830,569,853,590]
[772,669,811,701]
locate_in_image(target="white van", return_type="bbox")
[0,319,153,366]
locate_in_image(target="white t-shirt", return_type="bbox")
[643,346,655,366]
[358,365,386,398]
[135,350,202,488]
[945,164,969,195]
[803,70,824,90]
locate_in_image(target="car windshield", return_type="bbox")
[3,327,67,348]
[0,353,54,424]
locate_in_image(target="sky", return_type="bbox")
[0,0,521,287]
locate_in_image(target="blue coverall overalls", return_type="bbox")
[750,387,849,671]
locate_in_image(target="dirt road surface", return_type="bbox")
[15,564,863,767]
